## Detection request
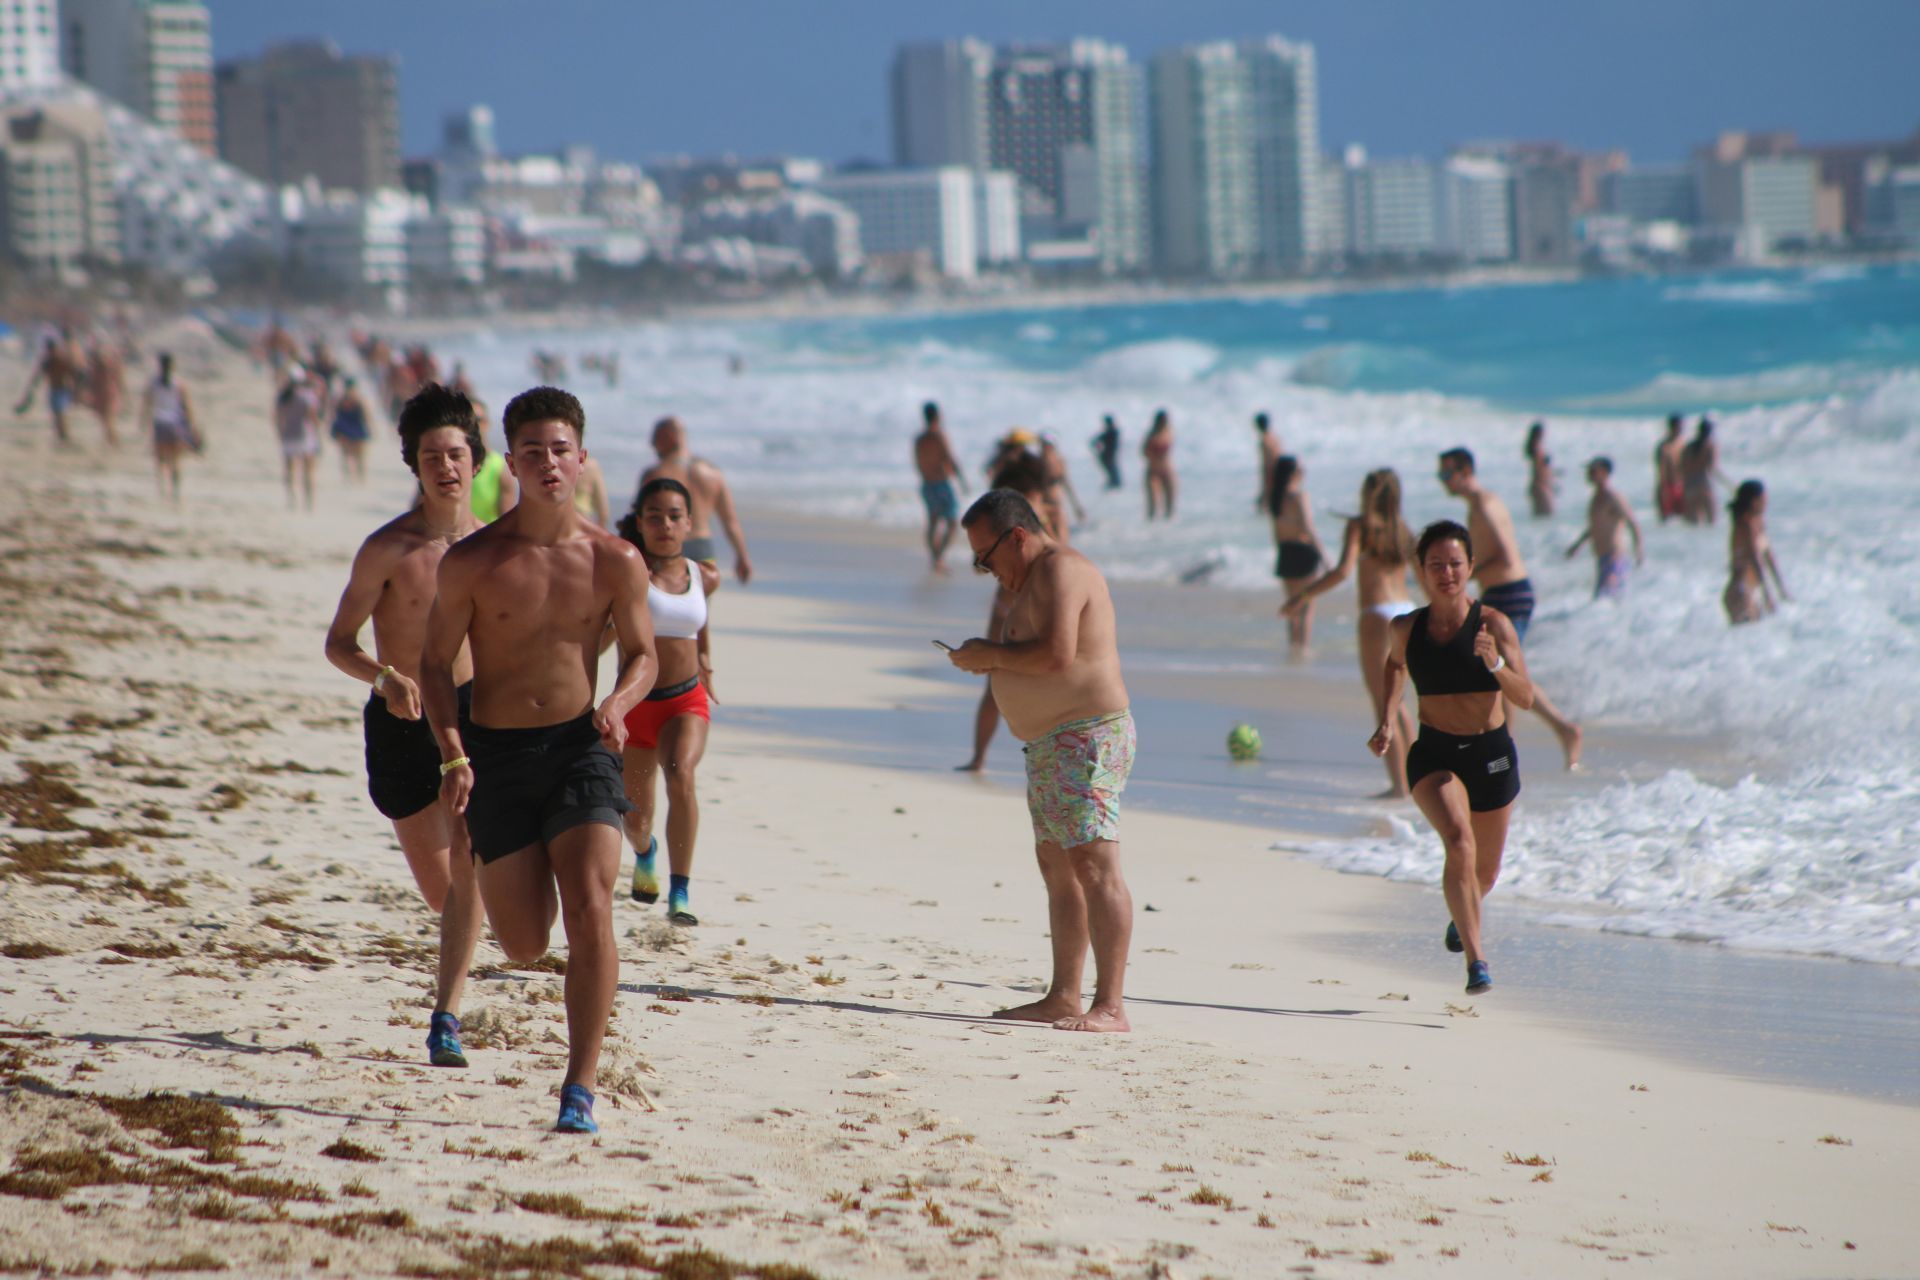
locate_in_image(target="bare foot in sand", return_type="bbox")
[1372,786,1410,801]
[1557,723,1583,771]
[955,758,986,773]
[993,996,1081,1024]
[1054,1005,1130,1033]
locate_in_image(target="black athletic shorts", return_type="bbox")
[1275,540,1321,580]
[460,711,631,864]
[364,682,471,820]
[1405,723,1521,812]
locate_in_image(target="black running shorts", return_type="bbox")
[364,682,471,820]
[1405,723,1521,812]
[460,712,631,864]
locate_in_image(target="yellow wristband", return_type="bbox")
[373,664,395,692]
[439,756,470,776]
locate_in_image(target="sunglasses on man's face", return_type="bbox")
[973,528,1014,574]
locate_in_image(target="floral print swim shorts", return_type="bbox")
[1023,709,1135,849]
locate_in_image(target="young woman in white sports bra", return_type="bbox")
[616,477,714,925]
[1283,468,1419,797]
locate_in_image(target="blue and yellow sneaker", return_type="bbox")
[630,836,659,904]
[667,876,698,927]
[1465,961,1492,994]
[1445,921,1464,954]
[426,1011,467,1068]
[555,1083,598,1134]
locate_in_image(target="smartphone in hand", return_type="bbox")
[932,640,954,652]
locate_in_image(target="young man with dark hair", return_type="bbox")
[324,382,489,1070]
[1436,447,1583,769]
[423,385,659,1134]
[948,488,1137,1033]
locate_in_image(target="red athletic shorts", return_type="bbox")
[621,678,710,750]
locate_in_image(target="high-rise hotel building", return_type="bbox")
[1149,36,1322,277]
[60,0,216,153]
[891,37,1146,273]
[0,0,60,90]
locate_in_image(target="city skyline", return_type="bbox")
[203,0,1919,169]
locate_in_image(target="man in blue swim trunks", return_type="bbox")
[1438,447,1584,770]
[913,401,968,573]
[1566,456,1645,600]
[15,331,86,445]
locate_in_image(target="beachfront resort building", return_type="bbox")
[1437,154,1514,262]
[1339,147,1440,260]
[0,0,59,91]
[0,96,118,275]
[216,40,399,195]
[1693,132,1821,257]
[1602,165,1698,225]
[679,189,862,280]
[1150,42,1256,278]
[814,165,1019,281]
[59,0,214,153]
[1149,35,1323,278]
[891,37,1147,274]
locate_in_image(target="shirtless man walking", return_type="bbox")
[949,489,1137,1033]
[1566,457,1645,599]
[913,401,967,572]
[325,384,489,1070]
[640,417,753,584]
[1437,448,1583,769]
[16,331,85,445]
[423,386,659,1134]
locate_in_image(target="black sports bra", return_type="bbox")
[1405,601,1502,697]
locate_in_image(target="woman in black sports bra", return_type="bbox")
[1368,520,1535,996]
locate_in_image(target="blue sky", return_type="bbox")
[204,1,1919,167]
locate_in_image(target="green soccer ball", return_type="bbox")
[1227,723,1262,761]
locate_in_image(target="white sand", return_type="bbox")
[0,329,1914,1278]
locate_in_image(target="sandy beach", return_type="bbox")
[2,328,1916,1278]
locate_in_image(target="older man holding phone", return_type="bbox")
[945,488,1137,1033]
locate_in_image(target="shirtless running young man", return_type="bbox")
[640,416,753,584]
[324,384,489,1069]
[1437,448,1582,769]
[423,386,659,1134]
[949,489,1137,1033]
[1566,457,1645,599]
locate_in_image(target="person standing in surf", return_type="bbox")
[1142,410,1176,521]
[1285,468,1419,797]
[1369,520,1534,994]
[1524,422,1556,519]
[1723,479,1789,624]
[617,478,717,925]
[1268,455,1325,651]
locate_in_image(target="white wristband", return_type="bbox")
[1488,655,1505,674]
[373,664,395,692]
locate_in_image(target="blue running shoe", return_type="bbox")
[631,836,659,904]
[667,882,698,927]
[426,1011,467,1068]
[1465,961,1492,994]
[555,1083,598,1134]
[1445,921,1464,954]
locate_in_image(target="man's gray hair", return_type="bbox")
[961,488,1045,536]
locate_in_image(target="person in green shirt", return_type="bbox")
[467,402,518,522]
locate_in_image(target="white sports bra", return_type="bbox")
[648,563,707,639]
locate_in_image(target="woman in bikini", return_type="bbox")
[618,477,717,926]
[1267,455,1325,650]
[1724,479,1789,625]
[1524,422,1556,519]
[1369,520,1535,995]
[1142,410,1176,521]
[1286,468,1418,796]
